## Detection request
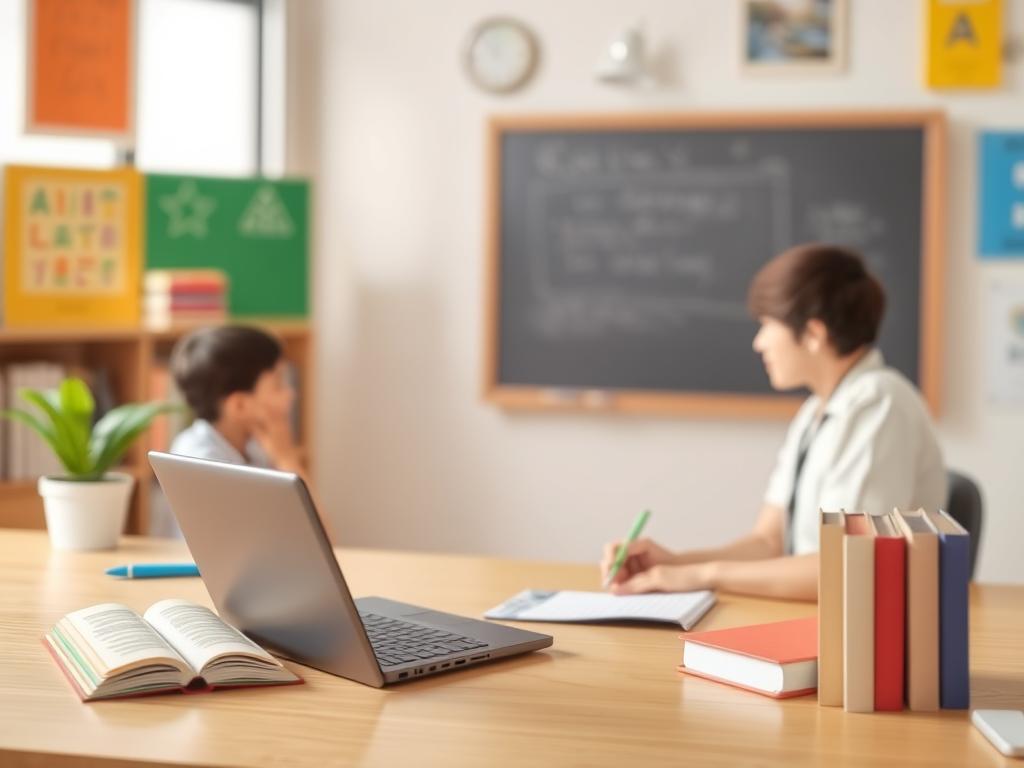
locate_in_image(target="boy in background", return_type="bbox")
[170,325,310,488]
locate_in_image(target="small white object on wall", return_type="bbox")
[986,279,1024,405]
[595,25,647,84]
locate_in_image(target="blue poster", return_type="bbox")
[979,131,1024,259]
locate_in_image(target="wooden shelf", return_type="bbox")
[0,320,314,535]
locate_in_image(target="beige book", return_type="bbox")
[818,510,845,707]
[894,508,940,711]
[842,512,875,713]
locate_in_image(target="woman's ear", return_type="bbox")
[803,319,829,354]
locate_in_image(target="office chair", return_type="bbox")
[945,470,983,579]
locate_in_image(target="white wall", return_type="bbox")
[290,0,1024,584]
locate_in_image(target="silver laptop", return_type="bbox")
[149,452,552,687]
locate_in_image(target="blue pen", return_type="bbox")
[105,563,201,579]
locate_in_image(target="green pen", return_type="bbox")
[603,509,652,589]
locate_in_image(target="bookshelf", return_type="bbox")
[0,319,314,534]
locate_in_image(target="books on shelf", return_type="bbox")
[143,269,228,330]
[679,617,818,699]
[820,508,969,713]
[2,362,66,481]
[44,599,302,701]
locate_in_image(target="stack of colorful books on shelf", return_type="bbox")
[818,509,970,713]
[143,270,228,329]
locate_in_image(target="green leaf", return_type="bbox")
[18,389,89,474]
[58,378,94,458]
[0,408,80,476]
[89,403,177,476]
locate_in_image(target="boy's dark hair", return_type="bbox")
[170,326,283,421]
[747,243,887,356]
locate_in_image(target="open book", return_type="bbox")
[44,599,302,701]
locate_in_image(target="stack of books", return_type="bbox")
[818,509,970,713]
[143,269,228,329]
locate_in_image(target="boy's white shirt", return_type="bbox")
[169,419,273,469]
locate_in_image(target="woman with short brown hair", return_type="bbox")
[600,244,945,601]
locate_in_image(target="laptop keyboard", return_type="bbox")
[360,612,488,668]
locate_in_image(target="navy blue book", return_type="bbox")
[926,509,971,709]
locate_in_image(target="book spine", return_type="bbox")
[843,528,875,713]
[938,531,971,709]
[874,535,906,711]
[903,523,940,712]
[818,511,844,707]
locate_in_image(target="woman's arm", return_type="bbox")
[611,552,818,602]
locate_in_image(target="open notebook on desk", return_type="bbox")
[485,590,716,630]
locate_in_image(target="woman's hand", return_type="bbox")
[600,538,679,589]
[610,562,715,595]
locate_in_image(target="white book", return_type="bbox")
[485,589,716,630]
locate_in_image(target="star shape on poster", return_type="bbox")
[159,181,217,239]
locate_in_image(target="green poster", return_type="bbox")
[145,174,308,316]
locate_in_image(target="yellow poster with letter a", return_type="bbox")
[3,165,141,327]
[926,0,1002,88]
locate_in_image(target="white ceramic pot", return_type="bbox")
[37,472,135,551]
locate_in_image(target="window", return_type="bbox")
[0,0,267,177]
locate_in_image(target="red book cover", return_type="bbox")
[678,616,818,699]
[873,520,906,711]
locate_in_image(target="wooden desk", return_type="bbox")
[0,530,1021,767]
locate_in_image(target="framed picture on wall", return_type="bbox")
[742,0,847,75]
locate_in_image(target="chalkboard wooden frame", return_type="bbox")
[482,111,946,418]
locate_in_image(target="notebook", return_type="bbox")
[678,616,818,699]
[484,589,716,630]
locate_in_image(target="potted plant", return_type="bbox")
[1,377,174,551]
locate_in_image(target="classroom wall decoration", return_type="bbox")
[26,0,136,139]
[145,175,309,317]
[925,0,1001,89]
[986,280,1024,404]
[2,165,141,327]
[979,131,1024,259]
[742,0,847,74]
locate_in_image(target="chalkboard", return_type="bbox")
[483,113,945,417]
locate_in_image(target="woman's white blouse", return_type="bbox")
[764,349,947,555]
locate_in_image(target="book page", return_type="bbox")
[60,603,190,678]
[143,599,278,674]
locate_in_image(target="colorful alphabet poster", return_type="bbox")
[3,165,141,327]
[979,131,1024,259]
[145,175,308,317]
[925,0,1001,88]
[27,0,136,139]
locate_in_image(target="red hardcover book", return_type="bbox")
[678,616,817,699]
[870,513,907,711]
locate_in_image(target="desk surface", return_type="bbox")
[0,530,1022,768]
